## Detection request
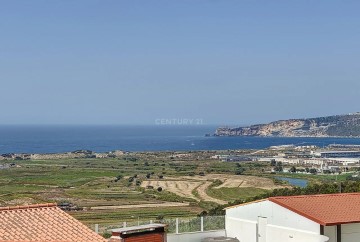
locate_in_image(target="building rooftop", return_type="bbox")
[0,203,106,242]
[269,193,360,226]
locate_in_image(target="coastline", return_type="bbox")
[213,134,360,138]
[1,126,360,154]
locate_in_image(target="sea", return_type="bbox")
[1,125,360,154]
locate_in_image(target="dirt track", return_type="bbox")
[210,175,282,190]
[141,174,282,205]
[196,181,227,205]
[141,180,201,201]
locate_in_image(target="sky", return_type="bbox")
[0,0,359,125]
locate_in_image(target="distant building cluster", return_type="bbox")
[211,154,252,162]
[211,144,360,175]
[314,151,360,158]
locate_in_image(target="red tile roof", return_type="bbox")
[269,193,360,226]
[0,203,106,242]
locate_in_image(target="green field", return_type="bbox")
[1,152,350,225]
[69,206,202,224]
[207,187,267,202]
[0,156,248,224]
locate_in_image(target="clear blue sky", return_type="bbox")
[1,1,359,125]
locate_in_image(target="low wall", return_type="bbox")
[226,217,257,242]
[167,230,226,242]
[225,217,329,242]
[267,224,329,242]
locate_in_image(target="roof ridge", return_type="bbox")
[268,192,360,225]
[0,203,57,211]
[225,198,268,210]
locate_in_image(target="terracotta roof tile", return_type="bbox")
[0,203,106,242]
[269,192,360,225]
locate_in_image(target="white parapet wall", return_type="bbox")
[226,217,257,242]
[167,230,226,242]
[225,217,329,242]
[267,224,329,242]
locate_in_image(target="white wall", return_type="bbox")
[226,200,329,242]
[225,217,328,242]
[226,200,320,233]
[226,217,257,242]
[226,200,360,242]
[167,230,226,242]
[324,226,336,242]
[324,223,360,242]
[342,223,360,242]
[267,224,329,242]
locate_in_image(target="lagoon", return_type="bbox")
[276,177,308,188]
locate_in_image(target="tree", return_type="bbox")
[115,174,123,182]
[309,168,317,174]
[274,162,283,172]
[235,167,245,175]
[289,166,297,173]
[156,214,164,220]
[270,159,276,166]
[198,211,208,217]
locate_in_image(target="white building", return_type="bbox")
[315,151,360,158]
[225,193,360,242]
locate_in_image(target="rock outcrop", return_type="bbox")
[215,113,360,137]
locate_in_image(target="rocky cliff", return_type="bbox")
[215,113,360,137]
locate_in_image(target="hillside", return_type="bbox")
[215,113,360,137]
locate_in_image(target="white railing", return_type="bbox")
[92,216,225,235]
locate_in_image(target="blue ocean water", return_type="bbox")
[1,125,360,154]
